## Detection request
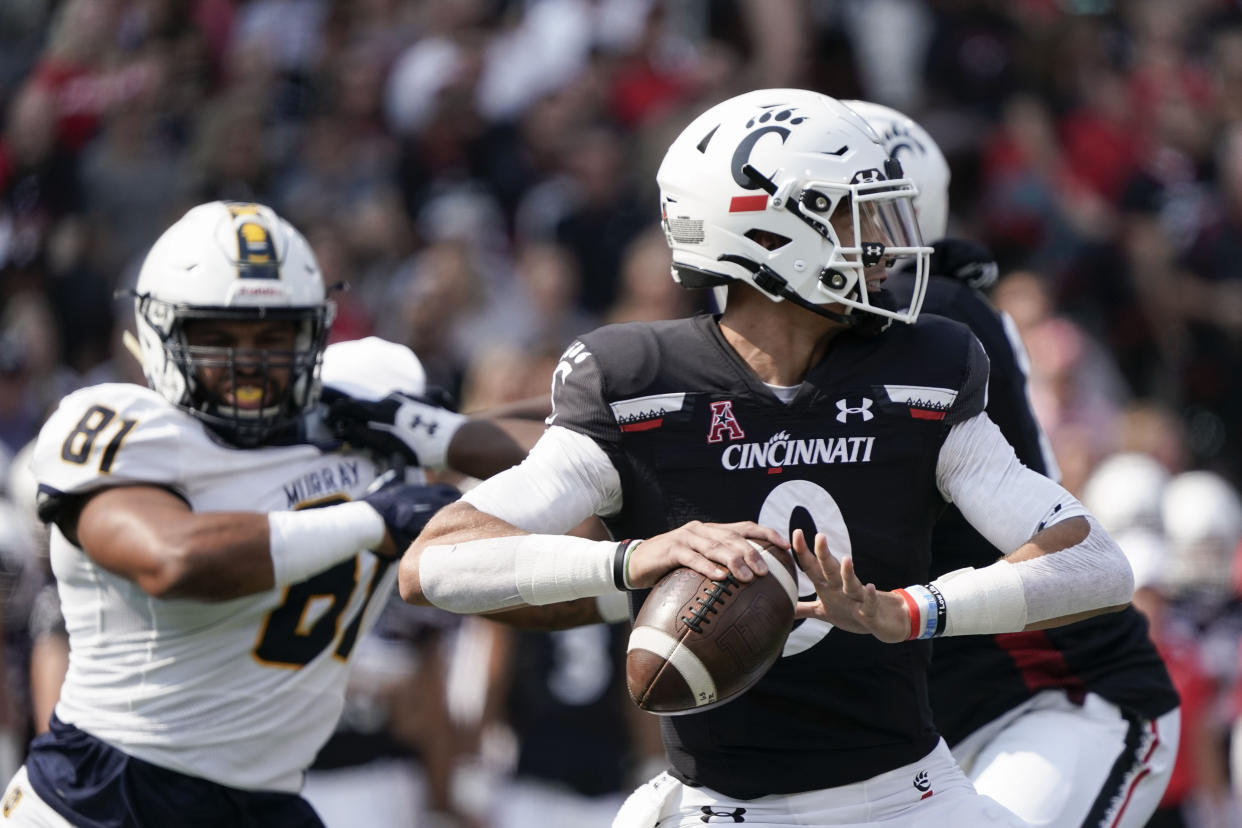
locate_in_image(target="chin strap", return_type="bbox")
[716,253,892,336]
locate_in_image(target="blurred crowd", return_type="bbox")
[4,0,1242,825]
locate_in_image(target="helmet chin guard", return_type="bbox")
[132,202,335,447]
[657,89,932,326]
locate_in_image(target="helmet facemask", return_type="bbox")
[132,201,335,448]
[136,297,332,447]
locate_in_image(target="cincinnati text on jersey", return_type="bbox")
[720,431,875,471]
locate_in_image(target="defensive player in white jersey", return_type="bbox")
[399,89,1137,827]
[0,202,532,828]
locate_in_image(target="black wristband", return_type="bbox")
[613,540,631,591]
[926,583,947,638]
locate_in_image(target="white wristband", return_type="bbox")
[268,501,386,587]
[420,534,617,613]
[390,400,466,469]
[927,560,1028,637]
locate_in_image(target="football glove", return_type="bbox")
[929,238,1000,291]
[361,475,461,555]
[323,388,467,470]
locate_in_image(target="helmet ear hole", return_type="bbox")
[744,229,792,251]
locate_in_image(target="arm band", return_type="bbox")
[268,501,386,588]
[896,584,946,640]
[419,534,619,614]
[612,539,642,590]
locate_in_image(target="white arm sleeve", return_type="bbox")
[937,412,1086,554]
[929,413,1134,634]
[420,426,626,614]
[462,425,622,532]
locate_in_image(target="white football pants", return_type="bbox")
[952,690,1179,828]
[614,739,1027,827]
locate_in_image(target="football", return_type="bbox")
[626,541,798,715]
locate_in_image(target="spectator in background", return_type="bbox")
[1158,471,1242,827]
[552,123,651,315]
[603,227,699,325]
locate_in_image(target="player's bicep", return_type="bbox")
[75,485,194,582]
[937,413,1086,554]
[463,426,622,532]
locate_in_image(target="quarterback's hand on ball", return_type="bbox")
[791,529,909,643]
[323,388,466,469]
[361,478,461,558]
[626,520,788,588]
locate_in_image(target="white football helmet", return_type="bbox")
[657,89,931,326]
[133,201,335,447]
[1161,470,1242,598]
[843,100,950,243]
[1080,452,1170,536]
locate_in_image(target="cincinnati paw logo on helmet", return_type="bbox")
[728,104,810,190]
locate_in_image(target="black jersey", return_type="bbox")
[550,312,988,797]
[506,624,634,796]
[890,273,1179,746]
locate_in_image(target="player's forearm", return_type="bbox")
[445,418,545,480]
[399,501,621,611]
[900,516,1134,638]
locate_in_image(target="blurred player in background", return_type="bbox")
[401,89,1137,827]
[0,201,536,827]
[851,99,1180,827]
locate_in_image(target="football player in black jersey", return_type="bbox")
[399,89,1136,827]
[850,99,1179,828]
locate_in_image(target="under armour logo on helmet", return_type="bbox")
[835,398,874,423]
[699,806,747,823]
[862,242,886,267]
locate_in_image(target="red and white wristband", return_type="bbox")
[894,583,947,640]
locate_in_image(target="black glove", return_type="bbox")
[361,477,461,554]
[929,238,999,291]
[323,387,466,469]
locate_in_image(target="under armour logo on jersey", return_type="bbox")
[699,806,746,823]
[835,398,873,423]
[707,400,746,443]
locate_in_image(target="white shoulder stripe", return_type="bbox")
[884,384,957,408]
[609,392,687,423]
[627,626,718,708]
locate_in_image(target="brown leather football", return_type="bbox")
[626,541,798,715]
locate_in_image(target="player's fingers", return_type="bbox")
[675,543,730,583]
[794,598,827,621]
[840,555,872,602]
[669,538,732,583]
[791,530,830,589]
[723,521,789,552]
[812,533,844,592]
[685,523,764,580]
